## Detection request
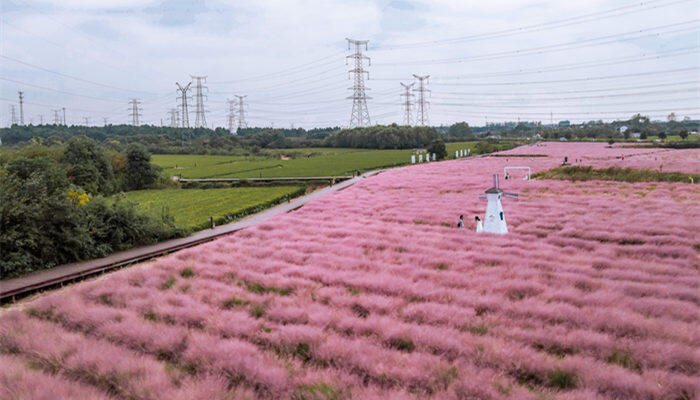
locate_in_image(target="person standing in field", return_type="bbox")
[475,216,483,233]
[457,215,464,228]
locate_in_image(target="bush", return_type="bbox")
[123,144,159,191]
[427,138,447,160]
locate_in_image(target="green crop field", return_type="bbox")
[152,149,413,179]
[120,186,303,230]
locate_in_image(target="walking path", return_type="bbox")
[0,170,381,303]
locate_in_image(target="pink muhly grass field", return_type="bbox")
[1,142,698,399]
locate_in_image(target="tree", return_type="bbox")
[427,138,447,160]
[640,132,648,140]
[61,135,115,194]
[658,131,667,140]
[679,130,689,140]
[448,122,473,138]
[123,144,159,191]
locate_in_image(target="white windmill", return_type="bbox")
[478,174,518,234]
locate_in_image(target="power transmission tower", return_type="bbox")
[412,74,430,126]
[400,82,415,126]
[38,115,43,125]
[168,108,179,128]
[346,38,371,127]
[103,117,108,126]
[62,107,66,125]
[235,95,247,130]
[18,91,24,125]
[190,75,208,128]
[129,99,142,126]
[176,82,191,128]
[9,105,17,125]
[84,117,90,126]
[53,109,61,125]
[226,99,236,134]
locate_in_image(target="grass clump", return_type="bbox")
[606,349,642,372]
[351,303,370,318]
[435,263,449,270]
[180,267,194,278]
[249,303,266,319]
[222,296,250,309]
[547,369,578,389]
[160,277,176,290]
[534,166,698,184]
[387,336,415,353]
[244,280,293,296]
[293,382,344,400]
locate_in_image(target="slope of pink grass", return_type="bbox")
[1,142,698,399]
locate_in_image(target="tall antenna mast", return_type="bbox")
[190,75,208,128]
[413,74,430,126]
[226,99,236,134]
[346,38,371,127]
[400,82,414,126]
[18,91,24,125]
[129,98,142,126]
[235,95,247,130]
[176,82,191,128]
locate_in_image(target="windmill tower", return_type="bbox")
[478,174,518,234]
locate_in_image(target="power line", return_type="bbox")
[346,38,371,127]
[191,75,208,128]
[400,82,414,125]
[413,74,430,126]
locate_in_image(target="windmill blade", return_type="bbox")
[503,192,519,199]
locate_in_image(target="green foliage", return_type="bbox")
[123,144,159,190]
[325,124,440,149]
[180,267,194,278]
[534,166,698,184]
[658,131,667,140]
[61,136,115,194]
[293,382,344,400]
[448,122,473,138]
[607,349,642,372]
[427,138,447,160]
[547,369,578,389]
[679,130,689,140]
[387,336,415,352]
[0,157,183,279]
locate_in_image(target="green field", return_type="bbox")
[120,186,303,230]
[153,149,413,179]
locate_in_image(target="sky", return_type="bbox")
[1,0,699,129]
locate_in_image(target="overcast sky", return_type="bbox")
[1,0,698,128]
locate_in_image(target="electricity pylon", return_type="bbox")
[9,105,17,125]
[168,108,179,128]
[346,38,371,127]
[413,74,430,126]
[53,109,61,125]
[235,95,247,130]
[191,75,208,128]
[176,82,191,128]
[129,98,142,126]
[226,99,236,134]
[84,117,90,126]
[62,107,66,125]
[18,91,24,125]
[400,82,414,126]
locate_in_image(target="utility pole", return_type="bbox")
[9,105,17,125]
[226,99,236,134]
[412,74,430,126]
[190,75,208,128]
[400,82,414,126]
[235,95,247,130]
[346,38,371,127]
[129,98,142,126]
[62,107,66,125]
[168,108,179,128]
[18,91,24,125]
[53,109,61,125]
[176,82,191,128]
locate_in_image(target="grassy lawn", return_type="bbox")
[120,186,304,230]
[534,166,698,184]
[153,149,412,179]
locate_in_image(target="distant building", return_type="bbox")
[558,120,570,126]
[630,132,641,138]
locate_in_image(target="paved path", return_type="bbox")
[0,170,381,302]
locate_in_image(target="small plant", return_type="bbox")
[160,277,176,290]
[180,267,194,278]
[606,349,642,372]
[292,382,344,400]
[387,336,415,353]
[435,263,449,270]
[249,303,266,319]
[547,369,578,389]
[223,297,250,309]
[294,342,313,363]
[351,303,370,318]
